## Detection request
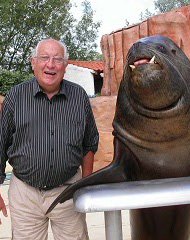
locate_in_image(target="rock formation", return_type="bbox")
[0,96,4,110]
[90,96,117,171]
[101,5,190,96]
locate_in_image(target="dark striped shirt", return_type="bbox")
[0,78,99,188]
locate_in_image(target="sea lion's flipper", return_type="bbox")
[46,163,123,214]
[46,138,139,214]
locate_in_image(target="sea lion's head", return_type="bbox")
[113,36,190,144]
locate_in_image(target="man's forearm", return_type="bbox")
[81,151,94,177]
[0,185,8,224]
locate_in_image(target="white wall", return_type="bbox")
[64,64,95,96]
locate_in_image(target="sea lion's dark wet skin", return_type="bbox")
[47,36,190,239]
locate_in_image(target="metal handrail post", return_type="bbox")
[104,210,123,240]
[74,176,190,240]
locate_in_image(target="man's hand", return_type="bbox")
[0,195,8,224]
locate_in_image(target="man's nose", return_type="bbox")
[46,58,55,67]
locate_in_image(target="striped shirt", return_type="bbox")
[0,78,99,188]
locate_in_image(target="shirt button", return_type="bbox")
[51,148,54,152]
[51,131,54,136]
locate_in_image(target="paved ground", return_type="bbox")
[0,165,131,240]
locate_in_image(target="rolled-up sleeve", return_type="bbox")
[0,94,14,184]
[82,96,99,156]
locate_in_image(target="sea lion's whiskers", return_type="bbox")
[157,53,190,93]
[174,58,190,69]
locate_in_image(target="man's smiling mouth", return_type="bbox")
[44,71,56,75]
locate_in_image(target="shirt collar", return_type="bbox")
[33,78,67,98]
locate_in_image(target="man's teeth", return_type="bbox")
[129,56,156,71]
[45,71,56,75]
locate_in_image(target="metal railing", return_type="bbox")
[73,176,190,240]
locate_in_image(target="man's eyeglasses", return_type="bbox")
[35,56,65,64]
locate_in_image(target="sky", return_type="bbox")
[73,0,156,51]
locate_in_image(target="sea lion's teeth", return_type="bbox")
[129,65,136,70]
[149,56,156,64]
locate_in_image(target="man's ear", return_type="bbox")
[31,58,35,71]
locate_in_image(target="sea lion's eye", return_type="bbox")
[157,45,166,53]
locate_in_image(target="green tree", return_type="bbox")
[0,0,101,72]
[0,0,73,71]
[0,70,33,95]
[125,19,130,26]
[140,8,156,21]
[66,0,101,60]
[154,0,190,13]
[139,0,190,21]
[93,52,102,61]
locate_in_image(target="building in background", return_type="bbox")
[65,60,104,97]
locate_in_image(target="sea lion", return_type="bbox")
[47,36,190,239]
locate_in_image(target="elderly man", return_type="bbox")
[0,39,99,240]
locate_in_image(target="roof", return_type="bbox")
[68,60,103,71]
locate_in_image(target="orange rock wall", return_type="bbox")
[90,96,117,171]
[101,6,190,95]
[0,96,4,110]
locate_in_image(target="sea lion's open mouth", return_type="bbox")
[126,54,185,117]
[129,56,158,70]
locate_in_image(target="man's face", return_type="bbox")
[31,40,68,94]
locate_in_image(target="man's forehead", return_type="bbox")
[37,40,64,54]
[38,40,62,49]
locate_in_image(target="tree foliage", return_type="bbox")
[65,1,101,60]
[0,0,101,72]
[140,9,156,21]
[125,19,130,27]
[139,0,190,21]
[154,0,190,13]
[0,70,33,96]
[0,0,73,71]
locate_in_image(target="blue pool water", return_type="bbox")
[3,172,12,185]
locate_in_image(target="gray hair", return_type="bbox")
[31,39,69,63]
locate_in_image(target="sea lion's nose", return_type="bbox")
[131,41,143,52]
